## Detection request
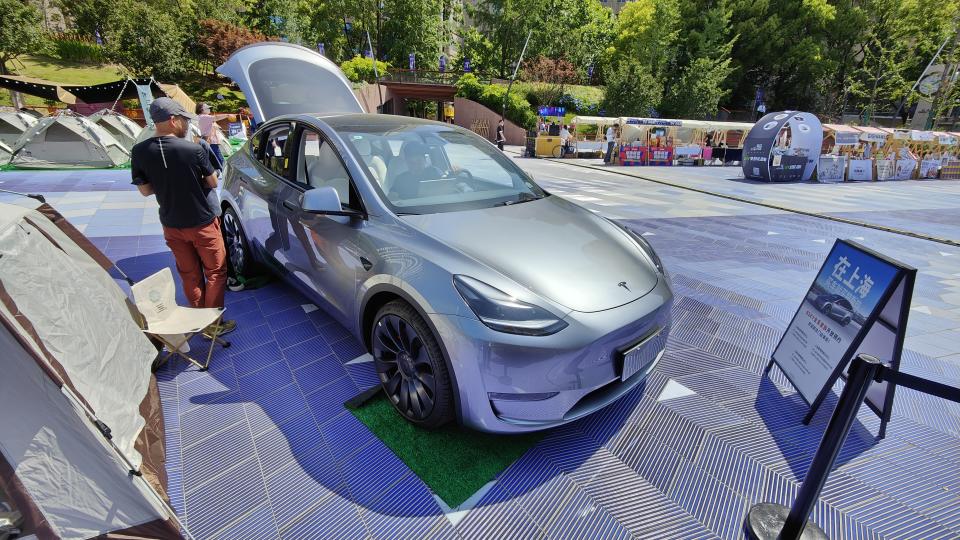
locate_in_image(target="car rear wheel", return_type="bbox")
[221,206,255,278]
[372,300,453,428]
[823,303,833,316]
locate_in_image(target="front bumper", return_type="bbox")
[430,276,673,433]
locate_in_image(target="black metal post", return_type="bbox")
[746,354,882,540]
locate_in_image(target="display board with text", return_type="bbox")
[767,239,915,437]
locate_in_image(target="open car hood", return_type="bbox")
[217,42,364,124]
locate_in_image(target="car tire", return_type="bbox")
[823,303,833,316]
[221,206,256,279]
[371,300,454,429]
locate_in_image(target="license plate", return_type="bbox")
[619,328,666,381]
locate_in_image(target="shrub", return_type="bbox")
[340,56,391,84]
[455,73,536,129]
[53,36,105,63]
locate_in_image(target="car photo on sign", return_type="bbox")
[800,241,899,352]
[215,42,673,433]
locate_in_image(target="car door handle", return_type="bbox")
[282,200,298,211]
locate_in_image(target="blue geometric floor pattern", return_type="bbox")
[4,169,959,539]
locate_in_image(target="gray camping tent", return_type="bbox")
[9,112,129,169]
[0,111,37,148]
[0,140,11,164]
[0,198,182,539]
[89,109,141,150]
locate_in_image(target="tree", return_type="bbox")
[0,0,49,75]
[601,60,661,117]
[662,0,737,118]
[197,19,268,67]
[381,0,444,68]
[56,0,111,39]
[611,0,681,80]
[522,55,579,106]
[104,1,188,79]
[453,27,495,75]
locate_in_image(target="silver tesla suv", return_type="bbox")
[217,42,673,433]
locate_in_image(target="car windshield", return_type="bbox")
[333,121,547,215]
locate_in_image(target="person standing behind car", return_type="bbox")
[130,97,236,337]
[604,124,616,164]
[196,102,225,170]
[496,119,506,151]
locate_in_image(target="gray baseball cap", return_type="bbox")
[149,97,195,123]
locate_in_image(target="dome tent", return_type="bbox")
[0,197,183,539]
[0,110,37,147]
[89,108,141,150]
[9,111,129,169]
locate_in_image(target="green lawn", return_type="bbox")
[349,394,543,508]
[1,55,126,107]
[0,55,248,113]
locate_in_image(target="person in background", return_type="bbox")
[496,119,506,151]
[196,102,227,169]
[559,124,571,156]
[604,123,617,164]
[131,97,236,338]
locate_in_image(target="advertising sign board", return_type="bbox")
[648,146,674,165]
[919,159,940,179]
[875,159,896,181]
[847,159,873,182]
[768,240,915,438]
[894,159,917,180]
[817,156,846,183]
[619,144,647,166]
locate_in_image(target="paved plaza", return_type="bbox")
[2,162,958,539]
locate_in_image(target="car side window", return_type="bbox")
[261,124,292,178]
[298,129,357,209]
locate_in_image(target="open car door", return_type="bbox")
[217,42,364,124]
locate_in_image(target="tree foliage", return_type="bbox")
[340,56,392,83]
[197,19,268,66]
[0,0,49,75]
[103,1,188,79]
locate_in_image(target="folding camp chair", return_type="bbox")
[131,268,230,371]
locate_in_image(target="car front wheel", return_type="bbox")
[371,300,454,428]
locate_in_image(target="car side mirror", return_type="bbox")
[301,186,341,213]
[300,186,366,218]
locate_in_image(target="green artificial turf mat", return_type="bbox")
[349,394,543,508]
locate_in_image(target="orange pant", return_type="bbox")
[163,218,227,309]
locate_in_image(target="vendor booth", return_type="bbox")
[618,118,682,166]
[818,124,863,182]
[570,115,617,158]
[703,121,753,165]
[742,111,822,182]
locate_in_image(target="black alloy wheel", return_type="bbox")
[221,206,252,278]
[372,300,453,428]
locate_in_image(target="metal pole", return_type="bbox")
[784,354,880,538]
[746,354,881,540]
[502,30,533,122]
[366,31,383,112]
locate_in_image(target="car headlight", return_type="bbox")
[622,226,664,273]
[453,275,568,336]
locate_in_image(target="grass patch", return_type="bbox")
[1,55,126,108]
[350,394,543,508]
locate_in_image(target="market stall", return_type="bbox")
[818,124,863,182]
[618,118,682,166]
[570,115,617,158]
[703,121,753,164]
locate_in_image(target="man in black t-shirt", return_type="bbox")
[131,97,235,336]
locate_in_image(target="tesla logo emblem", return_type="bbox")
[618,281,630,291]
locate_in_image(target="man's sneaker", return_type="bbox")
[202,319,237,339]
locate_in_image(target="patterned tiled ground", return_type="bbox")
[3,165,959,539]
